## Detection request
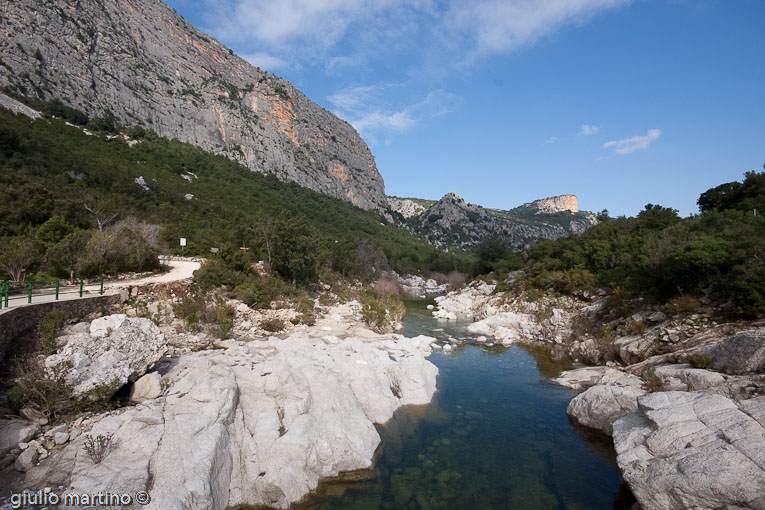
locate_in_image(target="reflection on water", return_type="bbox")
[301,300,630,510]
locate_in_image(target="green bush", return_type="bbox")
[625,320,647,335]
[643,367,666,393]
[360,291,405,332]
[687,353,712,369]
[664,295,701,315]
[260,318,285,332]
[38,310,65,354]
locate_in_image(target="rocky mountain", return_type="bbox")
[0,0,387,211]
[404,192,597,249]
[388,196,429,218]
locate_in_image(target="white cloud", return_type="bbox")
[602,129,662,154]
[580,124,600,136]
[545,136,558,144]
[240,52,288,71]
[446,0,631,57]
[329,86,461,139]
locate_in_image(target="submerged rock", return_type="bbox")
[614,392,765,510]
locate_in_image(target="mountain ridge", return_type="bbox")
[390,192,598,249]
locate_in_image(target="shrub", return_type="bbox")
[360,291,405,333]
[260,318,285,332]
[373,275,400,297]
[297,313,316,326]
[643,367,666,392]
[625,320,647,335]
[687,353,712,369]
[11,357,74,420]
[38,310,65,354]
[446,270,467,289]
[83,433,112,464]
[173,290,205,320]
[202,294,235,339]
[664,295,701,315]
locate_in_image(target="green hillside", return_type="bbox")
[0,104,469,284]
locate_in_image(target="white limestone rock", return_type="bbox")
[27,330,438,510]
[129,372,163,403]
[614,392,765,510]
[45,314,167,398]
[566,373,646,435]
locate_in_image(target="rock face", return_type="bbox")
[0,0,387,211]
[388,197,427,218]
[523,195,579,214]
[410,192,597,249]
[614,392,765,510]
[566,372,646,435]
[28,331,438,509]
[45,315,167,397]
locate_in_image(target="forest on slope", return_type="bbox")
[0,103,470,290]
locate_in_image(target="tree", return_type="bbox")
[46,231,90,281]
[83,200,119,232]
[271,217,318,287]
[0,237,39,282]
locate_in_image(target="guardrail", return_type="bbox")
[0,278,107,310]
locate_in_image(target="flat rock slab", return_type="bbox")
[614,391,765,510]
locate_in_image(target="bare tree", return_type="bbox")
[84,201,119,232]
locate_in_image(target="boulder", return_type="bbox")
[0,420,40,455]
[467,312,535,342]
[700,328,765,374]
[45,314,167,398]
[613,335,655,365]
[129,372,163,403]
[614,392,765,510]
[14,446,38,472]
[566,373,646,435]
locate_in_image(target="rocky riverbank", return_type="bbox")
[0,291,439,509]
[432,279,765,509]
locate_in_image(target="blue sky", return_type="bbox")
[165,0,764,217]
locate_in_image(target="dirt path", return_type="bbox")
[0,260,202,313]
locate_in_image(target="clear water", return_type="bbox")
[299,300,631,510]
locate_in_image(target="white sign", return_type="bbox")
[180,238,187,247]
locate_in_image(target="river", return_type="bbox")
[302,299,633,509]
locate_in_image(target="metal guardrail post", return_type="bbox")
[79,280,83,297]
[56,280,60,300]
[28,282,32,304]
[100,278,104,295]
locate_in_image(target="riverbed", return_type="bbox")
[303,300,632,509]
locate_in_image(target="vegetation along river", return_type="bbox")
[302,300,634,510]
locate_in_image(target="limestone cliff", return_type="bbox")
[0,0,387,211]
[524,195,579,214]
[410,193,597,249]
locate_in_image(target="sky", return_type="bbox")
[164,0,765,217]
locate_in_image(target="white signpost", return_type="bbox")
[180,237,186,256]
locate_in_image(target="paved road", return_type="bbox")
[0,260,201,314]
